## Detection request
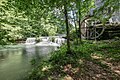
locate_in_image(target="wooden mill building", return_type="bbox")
[81,0,120,39]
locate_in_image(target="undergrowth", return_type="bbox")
[26,40,120,80]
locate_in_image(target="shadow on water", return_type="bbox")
[0,45,56,80]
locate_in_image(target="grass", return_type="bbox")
[27,40,120,80]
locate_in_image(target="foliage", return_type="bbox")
[94,0,120,23]
[0,0,119,44]
[0,0,61,45]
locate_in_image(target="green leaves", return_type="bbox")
[94,0,119,22]
[0,0,62,44]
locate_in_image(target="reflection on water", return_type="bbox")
[0,45,55,80]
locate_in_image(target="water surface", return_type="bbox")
[0,45,55,80]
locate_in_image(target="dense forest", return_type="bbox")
[1,0,118,45]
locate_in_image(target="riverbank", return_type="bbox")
[27,40,120,80]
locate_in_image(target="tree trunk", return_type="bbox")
[78,12,81,42]
[78,2,82,43]
[64,1,71,53]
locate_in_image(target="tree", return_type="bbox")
[64,0,71,53]
[2,0,95,52]
[1,0,119,46]
[0,0,60,44]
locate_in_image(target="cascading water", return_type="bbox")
[25,38,36,45]
[54,37,66,45]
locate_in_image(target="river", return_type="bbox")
[0,45,56,80]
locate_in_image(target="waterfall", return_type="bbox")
[25,38,36,45]
[55,37,66,45]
